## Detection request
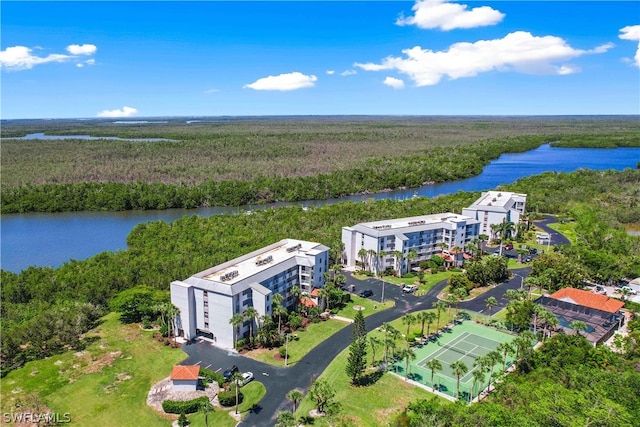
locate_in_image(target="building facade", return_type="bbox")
[171,239,329,349]
[341,213,480,275]
[462,191,527,238]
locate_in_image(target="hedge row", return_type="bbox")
[162,396,211,414]
[218,389,244,407]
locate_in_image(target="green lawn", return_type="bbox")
[547,222,577,245]
[335,295,395,319]
[352,272,452,296]
[0,312,208,426]
[295,340,445,426]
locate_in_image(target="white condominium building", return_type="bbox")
[342,213,480,275]
[462,191,527,238]
[171,239,329,349]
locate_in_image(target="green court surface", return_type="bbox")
[391,321,516,401]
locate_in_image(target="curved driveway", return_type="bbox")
[180,217,561,426]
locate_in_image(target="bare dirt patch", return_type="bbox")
[83,351,122,374]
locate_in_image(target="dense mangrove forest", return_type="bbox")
[2,117,639,213]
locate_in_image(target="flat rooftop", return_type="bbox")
[356,212,475,231]
[467,191,526,209]
[198,239,326,285]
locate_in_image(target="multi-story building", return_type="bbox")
[341,213,480,275]
[462,191,527,238]
[171,239,329,349]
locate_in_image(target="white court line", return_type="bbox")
[205,364,212,369]
[195,360,202,365]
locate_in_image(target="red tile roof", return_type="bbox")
[550,288,624,314]
[300,297,317,308]
[310,288,320,297]
[170,365,200,381]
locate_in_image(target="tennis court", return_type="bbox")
[391,321,516,401]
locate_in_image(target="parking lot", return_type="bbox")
[586,283,640,303]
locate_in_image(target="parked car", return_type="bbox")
[241,372,254,386]
[223,365,239,381]
[358,289,373,298]
[620,286,637,295]
[504,243,513,251]
[529,248,538,255]
[594,285,607,295]
[524,256,532,263]
[402,285,418,293]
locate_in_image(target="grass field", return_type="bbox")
[0,313,248,426]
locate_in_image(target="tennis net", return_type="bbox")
[439,342,491,359]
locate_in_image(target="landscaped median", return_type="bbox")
[243,297,395,367]
[351,271,453,296]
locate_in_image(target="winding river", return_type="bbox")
[2,144,639,273]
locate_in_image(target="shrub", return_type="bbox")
[200,367,225,387]
[402,273,416,278]
[162,396,211,414]
[278,346,288,358]
[235,338,247,351]
[218,388,244,407]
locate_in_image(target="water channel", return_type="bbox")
[2,144,639,273]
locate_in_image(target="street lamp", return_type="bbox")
[513,273,524,289]
[380,276,385,304]
[284,333,290,366]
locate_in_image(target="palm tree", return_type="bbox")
[496,341,515,372]
[426,358,442,392]
[369,335,381,367]
[485,350,502,388]
[243,306,259,346]
[485,296,498,318]
[446,293,457,320]
[199,400,213,427]
[272,293,287,334]
[392,250,403,277]
[275,411,296,427]
[286,389,304,413]
[166,304,180,343]
[502,221,516,241]
[418,311,436,337]
[541,310,559,341]
[453,288,466,317]
[471,368,486,402]
[433,301,447,332]
[397,347,416,381]
[401,314,416,346]
[570,320,587,336]
[478,234,489,255]
[358,248,368,271]
[230,371,244,414]
[289,285,302,312]
[450,360,469,400]
[367,249,377,273]
[229,313,244,347]
[407,248,418,271]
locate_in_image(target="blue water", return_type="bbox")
[6,132,176,142]
[1,144,639,273]
[558,315,596,333]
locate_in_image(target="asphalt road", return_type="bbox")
[180,216,561,425]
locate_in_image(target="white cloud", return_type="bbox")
[97,106,138,118]
[1,44,97,71]
[66,44,97,55]
[0,46,71,71]
[383,77,405,89]
[244,72,317,91]
[619,25,640,67]
[556,65,580,75]
[355,31,613,86]
[326,70,335,75]
[340,69,357,76]
[396,0,505,31]
[203,88,220,94]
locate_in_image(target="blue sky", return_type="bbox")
[1,1,639,119]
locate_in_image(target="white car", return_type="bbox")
[402,285,418,293]
[241,372,254,386]
[619,286,637,295]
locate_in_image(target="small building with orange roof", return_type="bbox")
[170,365,200,391]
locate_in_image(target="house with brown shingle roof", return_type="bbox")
[170,365,200,391]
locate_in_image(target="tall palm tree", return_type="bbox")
[485,296,498,318]
[453,288,466,317]
[433,301,447,332]
[450,360,469,400]
[418,311,436,337]
[407,248,418,271]
[485,350,502,389]
[358,248,368,271]
[393,250,404,277]
[541,310,559,341]
[397,347,416,381]
[401,314,416,346]
[272,293,286,334]
[229,313,244,347]
[471,369,486,402]
[369,335,381,367]
[230,371,244,414]
[378,250,386,275]
[367,249,377,273]
[426,358,442,392]
[286,389,304,413]
[570,320,587,336]
[446,294,457,320]
[243,306,259,346]
[289,285,302,313]
[478,234,489,255]
[496,341,515,372]
[199,400,213,427]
